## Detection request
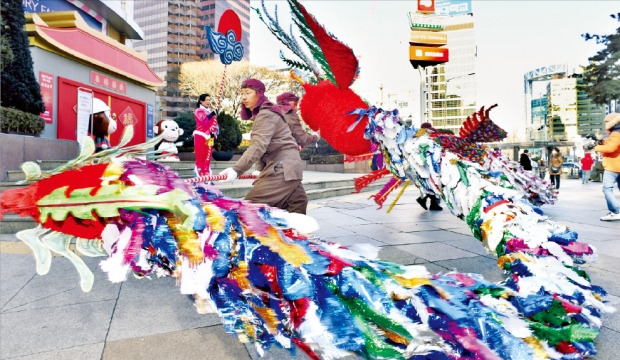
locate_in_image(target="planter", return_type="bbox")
[212,151,234,161]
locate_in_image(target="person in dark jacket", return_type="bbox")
[520,149,532,171]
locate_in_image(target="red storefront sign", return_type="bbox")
[117,106,138,127]
[39,71,54,124]
[90,71,127,94]
[57,77,145,147]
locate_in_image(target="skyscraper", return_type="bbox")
[424,8,476,133]
[133,0,250,119]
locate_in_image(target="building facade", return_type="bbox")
[21,0,161,147]
[132,0,250,119]
[424,13,476,134]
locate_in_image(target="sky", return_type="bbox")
[248,0,618,135]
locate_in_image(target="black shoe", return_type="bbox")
[416,197,428,210]
[429,197,443,211]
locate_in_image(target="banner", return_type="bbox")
[76,88,93,146]
[146,104,154,138]
[39,71,54,124]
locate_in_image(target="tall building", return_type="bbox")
[133,0,250,119]
[547,76,577,141]
[524,64,567,141]
[424,3,476,134]
[575,74,606,138]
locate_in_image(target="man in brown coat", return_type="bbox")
[220,79,308,214]
[276,92,319,148]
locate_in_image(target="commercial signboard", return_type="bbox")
[408,13,444,31]
[417,0,435,14]
[409,46,449,69]
[39,71,54,124]
[435,0,473,16]
[410,31,447,46]
[146,104,154,139]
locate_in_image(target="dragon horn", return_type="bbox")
[290,69,305,84]
[485,104,498,118]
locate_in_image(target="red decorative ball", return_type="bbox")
[299,81,371,156]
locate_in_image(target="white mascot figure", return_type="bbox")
[154,119,184,161]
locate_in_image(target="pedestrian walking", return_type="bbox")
[538,158,547,179]
[594,113,620,221]
[520,149,532,171]
[549,148,563,191]
[580,152,595,184]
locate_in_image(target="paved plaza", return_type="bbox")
[1,175,619,360]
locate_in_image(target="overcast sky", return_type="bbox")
[249,1,618,134]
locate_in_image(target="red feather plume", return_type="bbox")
[295,1,359,89]
[299,81,371,156]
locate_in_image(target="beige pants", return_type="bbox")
[245,168,308,214]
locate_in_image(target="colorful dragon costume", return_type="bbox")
[0,1,612,359]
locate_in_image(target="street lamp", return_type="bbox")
[444,72,475,128]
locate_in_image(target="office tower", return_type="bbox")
[424,11,476,133]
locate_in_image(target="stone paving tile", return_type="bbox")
[304,206,345,220]
[584,267,620,297]
[320,213,372,227]
[433,256,507,284]
[583,254,620,275]
[341,223,402,238]
[313,225,356,239]
[325,234,385,247]
[442,236,496,258]
[381,221,439,233]
[585,240,620,258]
[103,325,251,360]
[9,343,105,360]
[1,256,120,312]
[397,229,477,243]
[1,254,36,309]
[378,245,429,266]
[0,301,116,358]
[107,276,222,341]
[598,295,620,333]
[379,231,446,245]
[396,242,478,262]
[593,327,620,360]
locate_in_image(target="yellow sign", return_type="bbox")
[409,31,447,46]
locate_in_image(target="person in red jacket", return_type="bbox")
[580,152,595,184]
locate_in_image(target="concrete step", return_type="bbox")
[0,177,386,234]
[5,160,239,182]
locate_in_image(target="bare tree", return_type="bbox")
[179,60,302,117]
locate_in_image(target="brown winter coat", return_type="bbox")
[232,102,307,213]
[549,154,564,175]
[283,110,319,147]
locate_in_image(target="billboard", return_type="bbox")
[409,13,444,31]
[409,46,449,69]
[435,0,473,16]
[417,0,435,14]
[410,31,447,46]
